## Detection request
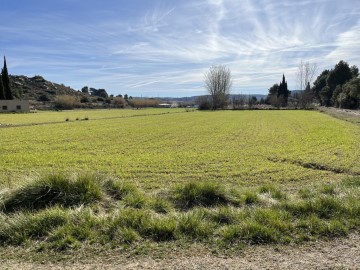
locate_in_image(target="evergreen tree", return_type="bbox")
[0,74,5,100]
[277,74,290,106]
[2,56,13,100]
[266,83,280,107]
[326,60,352,93]
[350,65,359,78]
[312,70,329,104]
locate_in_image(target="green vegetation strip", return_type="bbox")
[0,108,185,127]
[0,174,359,251]
[1,110,359,187]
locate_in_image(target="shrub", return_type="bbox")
[259,184,286,200]
[150,197,173,214]
[48,209,104,249]
[103,179,138,200]
[54,95,81,110]
[221,221,277,244]
[112,227,141,244]
[128,99,160,109]
[80,96,91,103]
[197,97,212,110]
[38,94,51,102]
[1,174,104,212]
[0,207,70,245]
[172,181,235,209]
[207,206,240,225]
[122,192,149,209]
[176,209,215,239]
[143,216,177,241]
[283,196,345,219]
[113,97,127,108]
[242,190,260,205]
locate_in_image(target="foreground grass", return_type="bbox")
[0,174,359,252]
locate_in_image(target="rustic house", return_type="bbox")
[0,100,30,112]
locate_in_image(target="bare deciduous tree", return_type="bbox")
[204,65,232,109]
[296,60,317,108]
[297,60,317,91]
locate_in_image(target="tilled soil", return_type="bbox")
[2,233,359,269]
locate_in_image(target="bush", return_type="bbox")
[283,196,345,219]
[1,174,104,212]
[104,179,138,200]
[176,209,215,239]
[38,94,51,102]
[128,99,160,109]
[113,97,127,108]
[172,181,235,209]
[221,221,277,244]
[207,206,240,225]
[242,191,260,205]
[196,96,212,110]
[0,207,70,245]
[259,184,286,200]
[55,95,81,110]
[80,96,91,103]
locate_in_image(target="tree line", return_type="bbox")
[312,60,359,109]
[266,60,359,110]
[0,56,14,100]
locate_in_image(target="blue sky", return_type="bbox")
[1,0,360,97]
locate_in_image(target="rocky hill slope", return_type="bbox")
[9,75,81,102]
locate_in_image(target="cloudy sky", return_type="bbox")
[1,0,359,97]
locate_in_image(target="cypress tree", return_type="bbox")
[0,73,5,100]
[2,56,13,100]
[277,74,289,106]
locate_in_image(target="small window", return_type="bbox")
[16,105,21,110]
[2,106,7,110]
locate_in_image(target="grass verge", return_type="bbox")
[0,174,359,251]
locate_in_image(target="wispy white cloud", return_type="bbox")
[325,21,360,63]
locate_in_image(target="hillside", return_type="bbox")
[9,75,81,102]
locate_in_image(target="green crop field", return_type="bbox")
[0,109,359,188]
[0,108,359,255]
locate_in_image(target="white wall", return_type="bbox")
[0,100,30,112]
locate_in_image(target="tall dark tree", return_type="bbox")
[312,69,329,104]
[350,65,359,78]
[326,61,354,106]
[327,61,353,88]
[0,74,5,100]
[277,74,290,106]
[319,86,332,107]
[312,61,359,107]
[337,77,360,109]
[2,56,13,100]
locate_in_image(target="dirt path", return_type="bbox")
[2,233,359,269]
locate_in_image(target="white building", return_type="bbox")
[0,100,30,112]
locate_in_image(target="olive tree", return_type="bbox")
[204,65,232,109]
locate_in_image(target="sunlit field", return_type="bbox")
[0,109,359,252]
[0,109,359,188]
